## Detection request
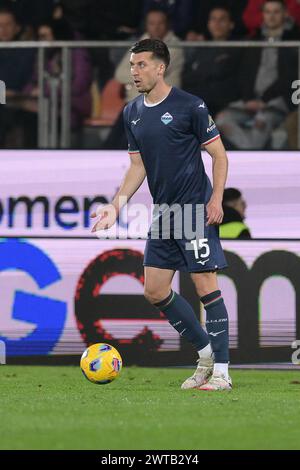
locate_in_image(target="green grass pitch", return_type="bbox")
[0,366,299,450]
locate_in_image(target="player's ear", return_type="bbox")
[158,62,165,76]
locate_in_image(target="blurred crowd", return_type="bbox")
[0,0,299,149]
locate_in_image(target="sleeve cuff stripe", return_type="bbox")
[128,150,140,154]
[202,134,220,145]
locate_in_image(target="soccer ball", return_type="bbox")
[80,343,122,385]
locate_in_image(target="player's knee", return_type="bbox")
[144,286,171,305]
[192,272,218,298]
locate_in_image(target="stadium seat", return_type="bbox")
[84,79,125,127]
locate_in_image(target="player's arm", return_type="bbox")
[91,152,146,232]
[112,152,146,212]
[204,137,228,226]
[192,100,228,226]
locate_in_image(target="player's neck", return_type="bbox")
[144,83,172,105]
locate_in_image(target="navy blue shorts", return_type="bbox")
[143,205,228,273]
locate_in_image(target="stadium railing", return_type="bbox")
[0,40,299,149]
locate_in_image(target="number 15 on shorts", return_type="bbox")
[190,238,210,263]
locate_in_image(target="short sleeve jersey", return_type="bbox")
[123,87,220,205]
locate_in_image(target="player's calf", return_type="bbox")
[201,289,230,380]
[153,290,211,355]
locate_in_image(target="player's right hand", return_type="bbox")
[91,204,118,232]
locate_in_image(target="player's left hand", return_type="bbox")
[206,196,223,226]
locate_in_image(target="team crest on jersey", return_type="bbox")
[161,112,173,125]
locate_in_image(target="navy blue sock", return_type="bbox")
[154,291,209,351]
[201,290,229,363]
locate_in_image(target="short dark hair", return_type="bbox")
[223,188,242,204]
[209,4,233,21]
[263,0,286,9]
[0,6,19,23]
[130,38,170,69]
[38,19,75,41]
[146,6,170,23]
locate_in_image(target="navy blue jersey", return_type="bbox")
[123,87,220,206]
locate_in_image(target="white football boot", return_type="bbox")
[197,372,232,391]
[181,356,214,389]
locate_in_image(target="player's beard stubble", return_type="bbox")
[136,78,158,95]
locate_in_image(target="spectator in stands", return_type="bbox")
[220,188,251,239]
[102,8,183,149]
[216,0,299,150]
[243,0,300,36]
[182,6,241,115]
[142,0,194,38]
[115,8,184,103]
[0,5,36,147]
[186,0,248,40]
[48,0,91,37]
[24,19,92,132]
[0,6,35,94]
[82,0,143,40]
[75,0,143,90]
[1,0,58,28]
